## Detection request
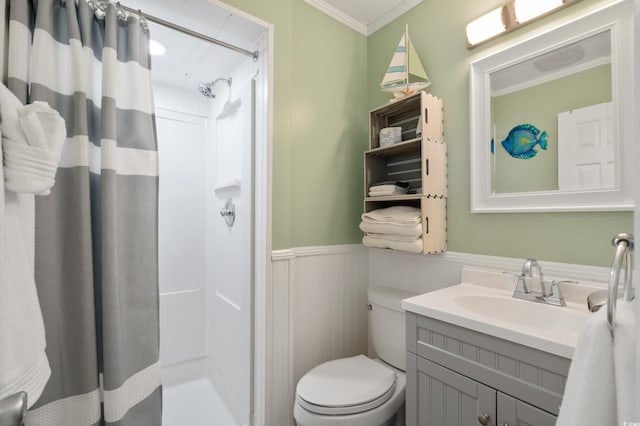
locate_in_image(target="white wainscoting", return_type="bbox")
[368,248,612,295]
[269,245,369,426]
[267,245,611,425]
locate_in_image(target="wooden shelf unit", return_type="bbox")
[364,91,447,254]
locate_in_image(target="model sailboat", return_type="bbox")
[380,25,431,100]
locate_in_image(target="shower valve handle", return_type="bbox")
[220,199,235,227]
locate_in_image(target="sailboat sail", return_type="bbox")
[381,33,408,86]
[407,35,429,81]
[380,26,431,98]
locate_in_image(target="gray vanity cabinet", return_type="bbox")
[406,312,570,426]
[407,353,496,425]
[497,392,556,426]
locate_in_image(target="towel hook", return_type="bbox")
[607,233,634,332]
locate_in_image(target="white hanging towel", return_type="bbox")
[556,308,616,426]
[614,301,636,424]
[0,83,66,407]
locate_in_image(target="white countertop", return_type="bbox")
[401,268,601,359]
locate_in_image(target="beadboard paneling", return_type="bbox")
[270,244,368,426]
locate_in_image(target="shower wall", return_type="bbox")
[155,36,262,425]
[155,83,210,387]
[204,42,263,425]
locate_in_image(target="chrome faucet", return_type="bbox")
[511,258,571,307]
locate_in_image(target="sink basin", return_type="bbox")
[402,282,598,358]
[453,295,589,339]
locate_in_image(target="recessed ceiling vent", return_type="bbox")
[533,45,585,72]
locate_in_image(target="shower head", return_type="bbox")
[197,77,232,99]
[198,82,216,98]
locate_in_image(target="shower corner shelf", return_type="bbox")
[364,91,447,254]
[214,179,241,194]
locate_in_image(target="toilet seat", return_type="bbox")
[296,355,397,416]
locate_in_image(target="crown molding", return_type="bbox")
[301,0,368,35]
[367,0,424,35]
[301,0,424,36]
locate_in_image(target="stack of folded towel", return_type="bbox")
[368,181,409,197]
[359,205,423,253]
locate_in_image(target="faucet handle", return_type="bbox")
[503,271,530,295]
[545,280,572,307]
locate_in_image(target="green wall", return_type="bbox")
[367,0,632,266]
[493,65,611,193]
[224,0,633,266]
[222,0,369,250]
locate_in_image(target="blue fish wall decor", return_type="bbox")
[501,124,548,159]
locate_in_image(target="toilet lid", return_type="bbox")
[296,355,396,415]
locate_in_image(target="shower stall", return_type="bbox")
[128,0,270,424]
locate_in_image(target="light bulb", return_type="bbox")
[514,0,564,24]
[466,6,507,46]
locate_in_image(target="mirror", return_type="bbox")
[469,1,634,213]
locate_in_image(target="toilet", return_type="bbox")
[294,286,416,426]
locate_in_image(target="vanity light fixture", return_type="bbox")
[514,0,564,24]
[465,6,507,47]
[466,0,583,49]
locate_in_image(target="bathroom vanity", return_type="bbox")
[401,267,599,426]
[405,313,568,425]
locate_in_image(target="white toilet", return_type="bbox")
[294,286,416,426]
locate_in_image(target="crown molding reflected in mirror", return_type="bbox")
[469,0,634,213]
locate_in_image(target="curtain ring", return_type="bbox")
[116,2,128,21]
[138,9,149,32]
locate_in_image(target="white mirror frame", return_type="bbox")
[469,0,634,213]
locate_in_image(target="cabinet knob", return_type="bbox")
[477,413,490,425]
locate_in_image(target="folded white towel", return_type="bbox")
[369,184,408,193]
[556,308,615,426]
[368,189,407,197]
[362,235,423,253]
[614,301,636,424]
[364,233,421,243]
[362,206,421,225]
[0,84,66,195]
[359,221,422,237]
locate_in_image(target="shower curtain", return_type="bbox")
[7,0,161,424]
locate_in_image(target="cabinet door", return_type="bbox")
[497,392,557,426]
[407,353,496,426]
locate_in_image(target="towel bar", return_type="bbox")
[607,233,634,332]
[0,392,27,426]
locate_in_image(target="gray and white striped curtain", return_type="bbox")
[7,0,161,424]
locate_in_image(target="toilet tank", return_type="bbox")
[368,286,417,372]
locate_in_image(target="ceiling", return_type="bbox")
[121,0,265,93]
[490,31,611,96]
[120,0,419,93]
[303,0,423,36]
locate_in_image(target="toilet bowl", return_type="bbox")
[293,286,416,426]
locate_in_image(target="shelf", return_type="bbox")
[366,138,421,157]
[364,91,447,254]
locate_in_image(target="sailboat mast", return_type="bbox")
[404,24,409,86]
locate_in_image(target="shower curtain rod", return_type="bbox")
[118,4,259,61]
